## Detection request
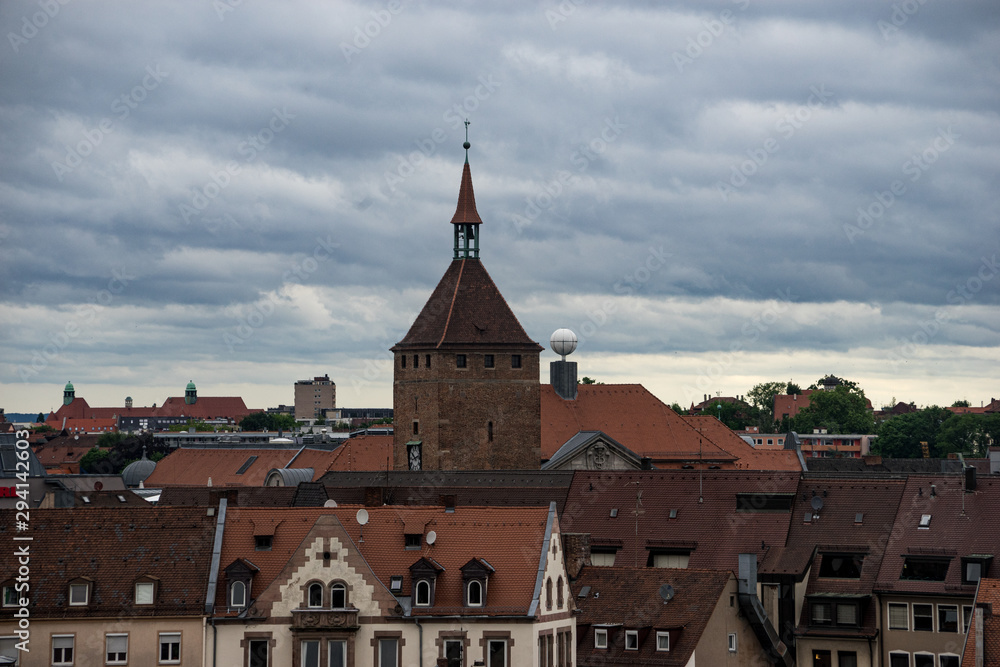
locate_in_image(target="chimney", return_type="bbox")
[965,466,977,492]
[550,360,578,400]
[640,457,653,470]
[562,533,591,579]
[738,553,758,595]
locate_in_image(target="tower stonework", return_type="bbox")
[392,147,542,471]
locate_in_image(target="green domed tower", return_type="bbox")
[63,381,75,406]
[184,381,197,405]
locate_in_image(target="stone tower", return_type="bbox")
[391,141,542,470]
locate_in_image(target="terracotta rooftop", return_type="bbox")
[323,434,394,472]
[963,577,1000,665]
[393,258,542,351]
[156,396,256,420]
[0,507,217,619]
[541,385,736,464]
[573,566,732,666]
[216,505,553,617]
[875,474,1000,595]
[682,415,801,471]
[144,447,339,487]
[562,470,799,572]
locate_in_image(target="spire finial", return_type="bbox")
[463,118,471,163]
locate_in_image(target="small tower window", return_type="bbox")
[413,354,419,368]
[413,421,419,436]
[511,354,522,369]
[484,354,494,368]
[401,355,407,369]
[425,354,431,368]
[488,421,493,442]
[546,577,553,610]
[456,354,467,368]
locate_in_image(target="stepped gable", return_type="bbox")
[394,258,541,351]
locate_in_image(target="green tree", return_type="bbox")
[951,400,971,408]
[239,412,298,432]
[873,407,952,458]
[793,385,875,434]
[96,431,128,448]
[36,412,44,423]
[579,377,602,385]
[747,381,786,429]
[669,403,687,415]
[786,382,801,395]
[80,447,110,474]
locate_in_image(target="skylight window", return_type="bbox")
[919,514,931,529]
[236,456,258,475]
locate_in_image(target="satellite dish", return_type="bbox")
[659,584,675,602]
[94,481,103,491]
[811,496,824,511]
[356,509,369,525]
[324,499,338,508]
[426,530,437,545]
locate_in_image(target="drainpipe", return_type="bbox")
[211,617,218,667]
[414,618,424,667]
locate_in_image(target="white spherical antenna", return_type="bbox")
[550,328,578,359]
[324,499,338,508]
[356,508,369,525]
[426,530,437,546]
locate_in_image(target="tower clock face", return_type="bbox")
[408,445,422,471]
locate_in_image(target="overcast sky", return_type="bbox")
[2,0,998,416]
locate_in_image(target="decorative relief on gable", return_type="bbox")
[588,442,609,470]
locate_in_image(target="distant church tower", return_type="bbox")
[185,381,197,405]
[63,381,75,406]
[392,133,542,470]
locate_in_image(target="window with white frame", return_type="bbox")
[159,633,181,664]
[230,581,247,608]
[624,630,638,650]
[888,602,908,630]
[0,637,19,665]
[913,653,934,667]
[487,639,507,667]
[912,604,933,631]
[52,635,74,666]
[467,579,483,607]
[135,581,154,605]
[415,580,431,606]
[330,582,346,608]
[308,582,323,608]
[590,549,617,566]
[2,584,17,607]
[656,631,670,651]
[594,629,608,649]
[106,634,127,665]
[68,582,89,606]
[728,633,737,652]
[888,653,908,667]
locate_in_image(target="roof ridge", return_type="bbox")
[437,259,466,348]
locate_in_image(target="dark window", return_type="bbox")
[236,455,258,475]
[415,580,431,606]
[456,354,466,368]
[914,655,934,667]
[487,421,493,442]
[736,493,794,512]
[913,604,933,631]
[413,355,418,368]
[838,652,857,667]
[939,605,959,632]
[413,421,419,435]
[255,535,272,550]
[812,602,832,625]
[330,583,346,608]
[940,656,959,667]
[308,582,323,607]
[889,654,909,667]
[425,354,431,368]
[812,650,831,667]
[301,640,319,667]
[405,534,421,549]
[819,554,864,579]
[248,639,268,667]
[468,580,483,606]
[963,558,990,584]
[484,354,494,368]
[401,355,406,369]
[901,558,950,581]
[511,354,521,369]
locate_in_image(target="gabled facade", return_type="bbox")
[208,503,573,667]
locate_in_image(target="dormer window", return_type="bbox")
[134,578,157,605]
[68,580,90,606]
[460,557,494,608]
[415,580,432,606]
[230,580,247,608]
[468,579,483,606]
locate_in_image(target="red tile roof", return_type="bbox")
[773,390,817,420]
[323,435,394,472]
[875,475,1000,595]
[216,505,553,616]
[963,577,1000,665]
[393,259,542,350]
[541,385,737,465]
[573,566,732,666]
[682,415,801,471]
[144,448,339,487]
[562,471,799,572]
[156,396,255,421]
[31,442,97,472]
[0,507,217,619]
[450,160,482,224]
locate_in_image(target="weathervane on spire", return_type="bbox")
[463,118,471,162]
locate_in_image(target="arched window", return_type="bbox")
[415,580,431,606]
[467,579,483,607]
[330,582,347,608]
[230,581,246,608]
[557,576,564,609]
[308,582,323,608]
[546,577,553,610]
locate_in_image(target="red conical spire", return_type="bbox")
[450,161,482,224]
